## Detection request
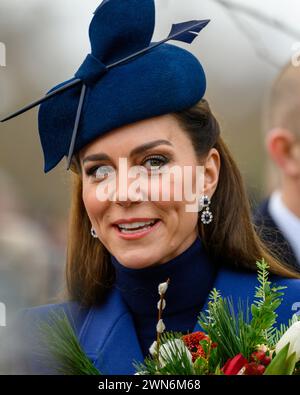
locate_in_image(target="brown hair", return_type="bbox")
[67,99,299,306]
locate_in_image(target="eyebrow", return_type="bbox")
[82,139,173,164]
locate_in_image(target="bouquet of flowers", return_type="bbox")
[39,259,300,375]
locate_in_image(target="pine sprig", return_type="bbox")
[37,310,100,375]
[272,314,300,347]
[198,259,287,361]
[198,293,250,362]
[250,259,286,346]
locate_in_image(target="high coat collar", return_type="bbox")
[77,265,259,374]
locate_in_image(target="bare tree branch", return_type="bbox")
[212,0,300,39]
[220,4,282,68]
[212,0,300,68]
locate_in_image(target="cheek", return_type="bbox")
[155,197,198,230]
[154,163,201,202]
[82,184,104,219]
[169,174,199,228]
[154,172,199,207]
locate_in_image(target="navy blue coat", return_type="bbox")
[253,198,299,270]
[15,265,300,375]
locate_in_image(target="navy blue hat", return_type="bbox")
[1,0,210,173]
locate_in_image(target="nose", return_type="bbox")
[112,174,146,208]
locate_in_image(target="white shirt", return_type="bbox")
[268,190,300,266]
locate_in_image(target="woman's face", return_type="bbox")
[79,114,220,269]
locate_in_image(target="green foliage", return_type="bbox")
[134,328,223,375]
[264,343,297,375]
[37,310,100,375]
[36,258,296,376]
[193,357,207,374]
[198,259,286,362]
[198,291,249,362]
[271,314,300,347]
[251,258,286,346]
[134,331,195,375]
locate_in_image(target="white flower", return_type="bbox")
[158,282,168,295]
[156,319,166,333]
[275,321,300,361]
[256,344,268,353]
[159,339,193,368]
[149,340,158,356]
[157,299,166,310]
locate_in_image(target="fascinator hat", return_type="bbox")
[1,0,210,173]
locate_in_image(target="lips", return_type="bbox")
[112,219,162,240]
[116,219,159,232]
[112,217,159,226]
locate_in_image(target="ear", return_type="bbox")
[203,148,221,197]
[266,128,300,177]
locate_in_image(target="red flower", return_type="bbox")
[222,354,248,375]
[182,332,209,362]
[222,351,270,376]
[182,331,208,349]
[191,345,206,362]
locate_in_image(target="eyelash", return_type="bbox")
[85,154,170,178]
[143,154,169,170]
[86,165,111,177]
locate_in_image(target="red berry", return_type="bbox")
[262,356,271,366]
[245,362,265,375]
[256,364,266,374]
[250,351,265,362]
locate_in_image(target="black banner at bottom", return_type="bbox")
[0,375,299,392]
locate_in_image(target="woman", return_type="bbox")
[5,0,300,375]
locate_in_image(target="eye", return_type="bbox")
[142,155,169,172]
[85,165,115,180]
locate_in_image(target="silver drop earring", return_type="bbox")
[199,195,213,225]
[91,227,98,238]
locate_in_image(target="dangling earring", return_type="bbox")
[199,195,213,224]
[91,227,98,238]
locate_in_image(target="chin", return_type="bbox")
[122,261,155,270]
[114,249,161,270]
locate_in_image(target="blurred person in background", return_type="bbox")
[0,169,64,373]
[254,62,300,270]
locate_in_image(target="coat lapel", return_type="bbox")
[78,286,144,374]
[253,199,299,269]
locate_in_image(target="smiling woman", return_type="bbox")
[65,98,299,309]
[4,0,300,375]
[78,112,218,269]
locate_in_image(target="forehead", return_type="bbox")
[79,113,186,159]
